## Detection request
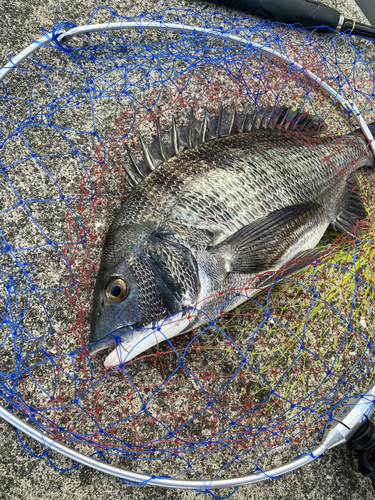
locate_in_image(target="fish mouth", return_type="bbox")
[87,326,135,356]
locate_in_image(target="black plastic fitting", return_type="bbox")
[212,0,375,39]
[348,419,375,489]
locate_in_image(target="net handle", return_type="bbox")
[0,19,374,156]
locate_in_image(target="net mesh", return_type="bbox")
[1,6,375,496]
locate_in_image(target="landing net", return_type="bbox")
[1,6,375,496]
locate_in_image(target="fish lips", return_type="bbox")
[87,326,135,356]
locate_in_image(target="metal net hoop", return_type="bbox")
[1,7,375,495]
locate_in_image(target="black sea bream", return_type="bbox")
[88,106,372,367]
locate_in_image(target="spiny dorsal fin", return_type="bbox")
[125,144,149,179]
[139,135,156,172]
[122,105,326,189]
[188,108,194,148]
[124,145,144,188]
[156,117,167,162]
[268,105,326,134]
[200,110,208,145]
[171,116,179,155]
[205,112,220,141]
[232,112,246,134]
[243,112,255,132]
[218,107,235,137]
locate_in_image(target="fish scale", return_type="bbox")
[117,137,352,236]
[88,106,373,367]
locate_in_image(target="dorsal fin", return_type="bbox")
[243,112,255,132]
[269,105,326,134]
[124,145,144,188]
[122,105,326,189]
[156,117,167,162]
[205,111,220,141]
[139,135,156,172]
[218,108,235,137]
[171,116,179,155]
[232,112,246,134]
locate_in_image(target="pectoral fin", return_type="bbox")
[210,202,322,274]
[257,247,328,288]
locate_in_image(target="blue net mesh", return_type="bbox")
[1,6,375,496]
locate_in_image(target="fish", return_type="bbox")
[87,105,373,368]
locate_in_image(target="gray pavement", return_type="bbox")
[1,0,375,499]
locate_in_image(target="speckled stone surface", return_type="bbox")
[0,0,374,499]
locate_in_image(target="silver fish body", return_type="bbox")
[88,106,372,367]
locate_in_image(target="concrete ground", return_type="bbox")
[0,0,374,499]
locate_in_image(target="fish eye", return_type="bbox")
[105,278,128,302]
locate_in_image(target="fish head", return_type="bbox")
[88,223,199,358]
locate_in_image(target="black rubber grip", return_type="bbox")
[343,19,375,39]
[213,0,340,32]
